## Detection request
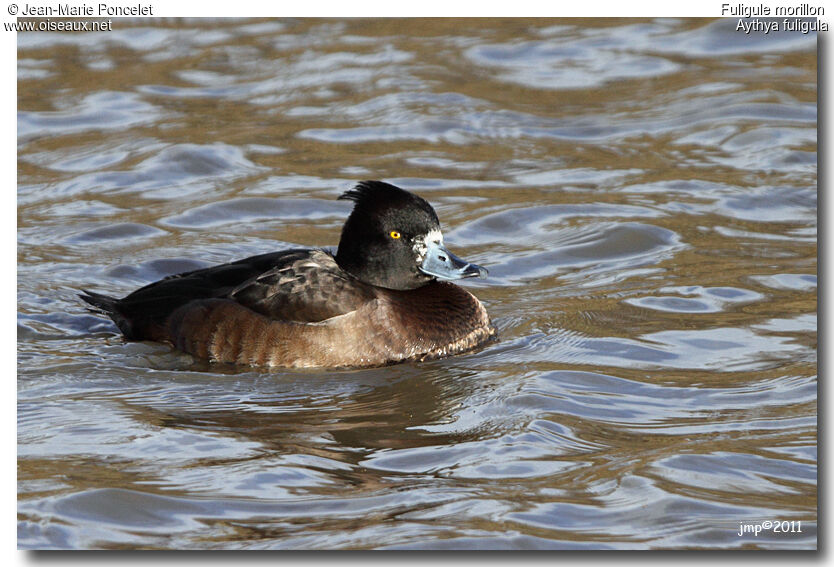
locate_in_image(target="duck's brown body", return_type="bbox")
[82,249,494,368]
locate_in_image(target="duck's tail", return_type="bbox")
[79,289,133,337]
[79,289,118,313]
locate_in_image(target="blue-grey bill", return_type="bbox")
[419,241,488,280]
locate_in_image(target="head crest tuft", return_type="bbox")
[338,180,402,204]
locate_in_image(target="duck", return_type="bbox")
[80,180,495,368]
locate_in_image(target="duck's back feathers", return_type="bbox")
[80,249,368,341]
[228,250,373,322]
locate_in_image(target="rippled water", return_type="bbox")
[17,18,817,549]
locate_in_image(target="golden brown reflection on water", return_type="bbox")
[18,18,816,549]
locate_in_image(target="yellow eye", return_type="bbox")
[389,230,401,239]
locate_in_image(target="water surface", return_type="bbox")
[18,18,817,549]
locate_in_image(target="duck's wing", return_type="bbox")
[85,249,316,339]
[227,249,374,323]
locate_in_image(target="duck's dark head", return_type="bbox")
[335,181,487,290]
